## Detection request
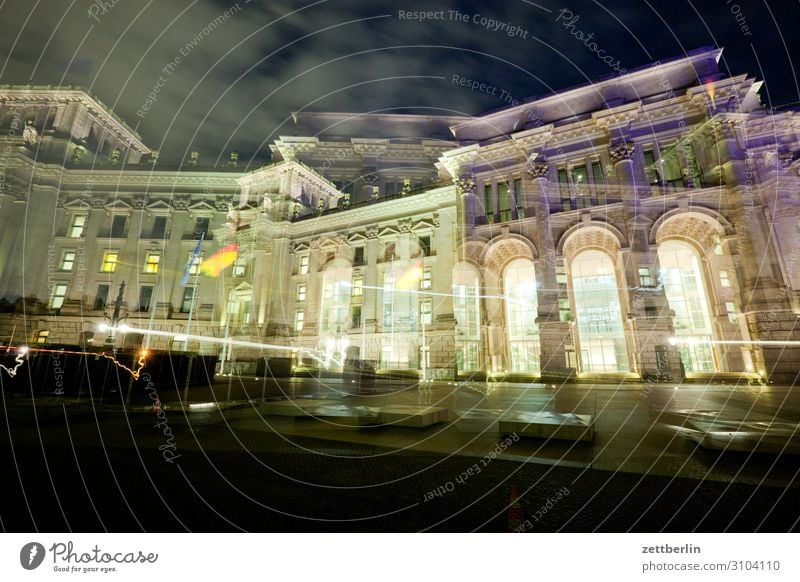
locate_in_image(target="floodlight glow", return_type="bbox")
[119,324,131,333]
[98,323,109,332]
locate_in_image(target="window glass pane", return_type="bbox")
[498,182,512,222]
[483,182,494,223]
[139,286,153,311]
[110,215,127,237]
[658,241,717,372]
[94,285,109,310]
[101,252,118,272]
[453,265,481,371]
[70,215,86,238]
[571,250,629,372]
[504,259,540,372]
[152,216,167,238]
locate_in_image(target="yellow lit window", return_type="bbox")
[144,253,160,273]
[101,252,118,273]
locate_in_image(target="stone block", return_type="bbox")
[378,404,448,427]
[499,411,593,442]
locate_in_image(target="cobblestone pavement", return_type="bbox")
[1,380,799,532]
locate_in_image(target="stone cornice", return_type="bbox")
[289,185,455,238]
[0,86,150,153]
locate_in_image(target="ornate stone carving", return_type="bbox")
[365,225,380,239]
[172,195,191,210]
[609,141,635,161]
[525,154,549,178]
[454,174,475,196]
[22,121,38,146]
[398,218,413,233]
[432,212,440,228]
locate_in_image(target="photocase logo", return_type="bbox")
[20,542,46,570]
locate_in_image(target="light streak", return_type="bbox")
[101,325,331,367]
[0,346,29,378]
[669,337,800,347]
[1,346,147,380]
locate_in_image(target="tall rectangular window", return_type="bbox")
[558,168,571,210]
[420,299,433,325]
[643,149,660,185]
[720,270,731,287]
[144,253,160,273]
[139,285,153,311]
[152,216,167,238]
[180,287,196,313]
[49,284,68,310]
[94,284,109,310]
[351,276,363,297]
[60,251,76,271]
[351,305,362,328]
[232,254,246,276]
[513,178,524,219]
[418,236,431,257]
[69,215,87,238]
[299,255,309,275]
[294,310,305,332]
[573,165,591,209]
[725,301,738,323]
[193,217,210,239]
[420,267,432,290]
[591,160,604,186]
[110,215,127,237]
[484,182,494,223]
[101,251,118,273]
[638,266,653,287]
[188,252,203,274]
[296,283,306,302]
[498,181,512,222]
[353,246,365,266]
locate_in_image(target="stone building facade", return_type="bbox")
[1,47,799,383]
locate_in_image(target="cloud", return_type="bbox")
[1,0,796,165]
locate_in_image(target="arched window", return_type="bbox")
[657,240,716,372]
[320,260,352,367]
[571,249,629,372]
[504,258,540,372]
[453,263,481,371]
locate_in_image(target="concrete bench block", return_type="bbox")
[378,405,448,427]
[499,411,594,442]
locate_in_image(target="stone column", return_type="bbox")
[361,231,380,334]
[527,158,574,381]
[249,245,269,330]
[454,174,476,244]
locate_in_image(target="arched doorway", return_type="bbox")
[657,240,717,372]
[503,258,540,372]
[570,249,629,372]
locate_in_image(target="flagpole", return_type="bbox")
[144,269,160,350]
[183,232,205,351]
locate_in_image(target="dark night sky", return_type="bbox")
[1,0,798,167]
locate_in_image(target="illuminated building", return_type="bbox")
[2,47,799,383]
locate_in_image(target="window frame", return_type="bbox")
[101,251,119,273]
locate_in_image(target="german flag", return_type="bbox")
[200,243,238,277]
